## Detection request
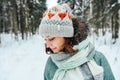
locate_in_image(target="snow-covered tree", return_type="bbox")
[0,0,47,40]
[58,0,120,44]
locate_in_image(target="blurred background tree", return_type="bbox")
[0,0,47,40]
[58,0,120,44]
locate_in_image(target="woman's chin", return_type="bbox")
[52,50,59,54]
[51,48,58,53]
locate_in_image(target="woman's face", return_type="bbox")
[44,36,66,53]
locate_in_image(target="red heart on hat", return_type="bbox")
[58,12,67,20]
[48,12,55,19]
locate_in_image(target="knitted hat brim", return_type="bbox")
[39,25,74,37]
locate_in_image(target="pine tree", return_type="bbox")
[28,0,47,35]
[0,0,47,40]
[57,0,120,44]
[109,0,120,43]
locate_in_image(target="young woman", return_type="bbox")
[39,4,115,80]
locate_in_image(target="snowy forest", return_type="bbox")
[0,0,120,43]
[0,0,47,41]
[0,0,120,80]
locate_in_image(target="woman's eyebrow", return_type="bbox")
[44,37,54,41]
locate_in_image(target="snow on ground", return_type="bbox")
[0,32,120,80]
[0,33,48,80]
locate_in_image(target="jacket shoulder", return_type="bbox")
[44,57,58,80]
[93,51,115,80]
[93,51,105,65]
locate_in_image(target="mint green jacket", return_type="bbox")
[44,51,115,80]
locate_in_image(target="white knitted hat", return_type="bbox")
[39,4,74,37]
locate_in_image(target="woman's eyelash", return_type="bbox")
[45,37,55,41]
[49,38,55,41]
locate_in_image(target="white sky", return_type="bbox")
[46,0,120,8]
[46,0,58,9]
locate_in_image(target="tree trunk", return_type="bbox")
[0,33,1,44]
[24,0,29,40]
[111,1,119,44]
[12,0,18,40]
[20,0,25,40]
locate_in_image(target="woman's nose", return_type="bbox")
[46,41,52,48]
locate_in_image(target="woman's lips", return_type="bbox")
[51,47,57,51]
